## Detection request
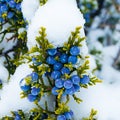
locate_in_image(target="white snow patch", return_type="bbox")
[21,0,40,22]
[27,0,85,49]
[0,64,35,117]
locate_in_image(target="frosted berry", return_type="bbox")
[71,75,80,85]
[31,87,40,96]
[61,67,70,75]
[51,71,61,79]
[70,46,80,56]
[80,75,90,84]
[47,48,57,56]
[53,62,63,70]
[64,80,73,89]
[57,115,66,120]
[68,56,77,64]
[32,58,41,66]
[19,79,30,92]
[55,78,64,88]
[60,54,68,63]
[27,94,37,102]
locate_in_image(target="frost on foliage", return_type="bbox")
[27,0,86,49]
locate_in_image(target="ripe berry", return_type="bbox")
[65,87,75,95]
[61,67,70,75]
[51,71,61,79]
[51,87,59,95]
[64,80,73,89]
[71,75,80,85]
[8,0,16,8]
[27,94,37,102]
[70,46,80,56]
[80,75,90,84]
[60,54,68,63]
[74,85,80,92]
[7,12,14,18]
[55,78,64,88]
[19,79,30,92]
[57,115,66,120]
[31,87,40,96]
[47,48,57,56]
[68,56,77,64]
[64,111,73,119]
[16,3,21,11]
[53,62,63,70]
[1,4,8,13]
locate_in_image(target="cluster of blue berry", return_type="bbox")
[46,46,90,96]
[0,0,22,23]
[20,72,41,102]
[19,45,90,119]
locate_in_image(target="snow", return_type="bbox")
[0,25,17,52]
[0,64,35,117]
[26,0,86,49]
[21,0,40,23]
[69,83,120,120]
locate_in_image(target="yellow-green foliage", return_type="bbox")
[82,109,97,120]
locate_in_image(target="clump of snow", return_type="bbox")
[21,0,40,23]
[27,0,85,49]
[0,64,35,117]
